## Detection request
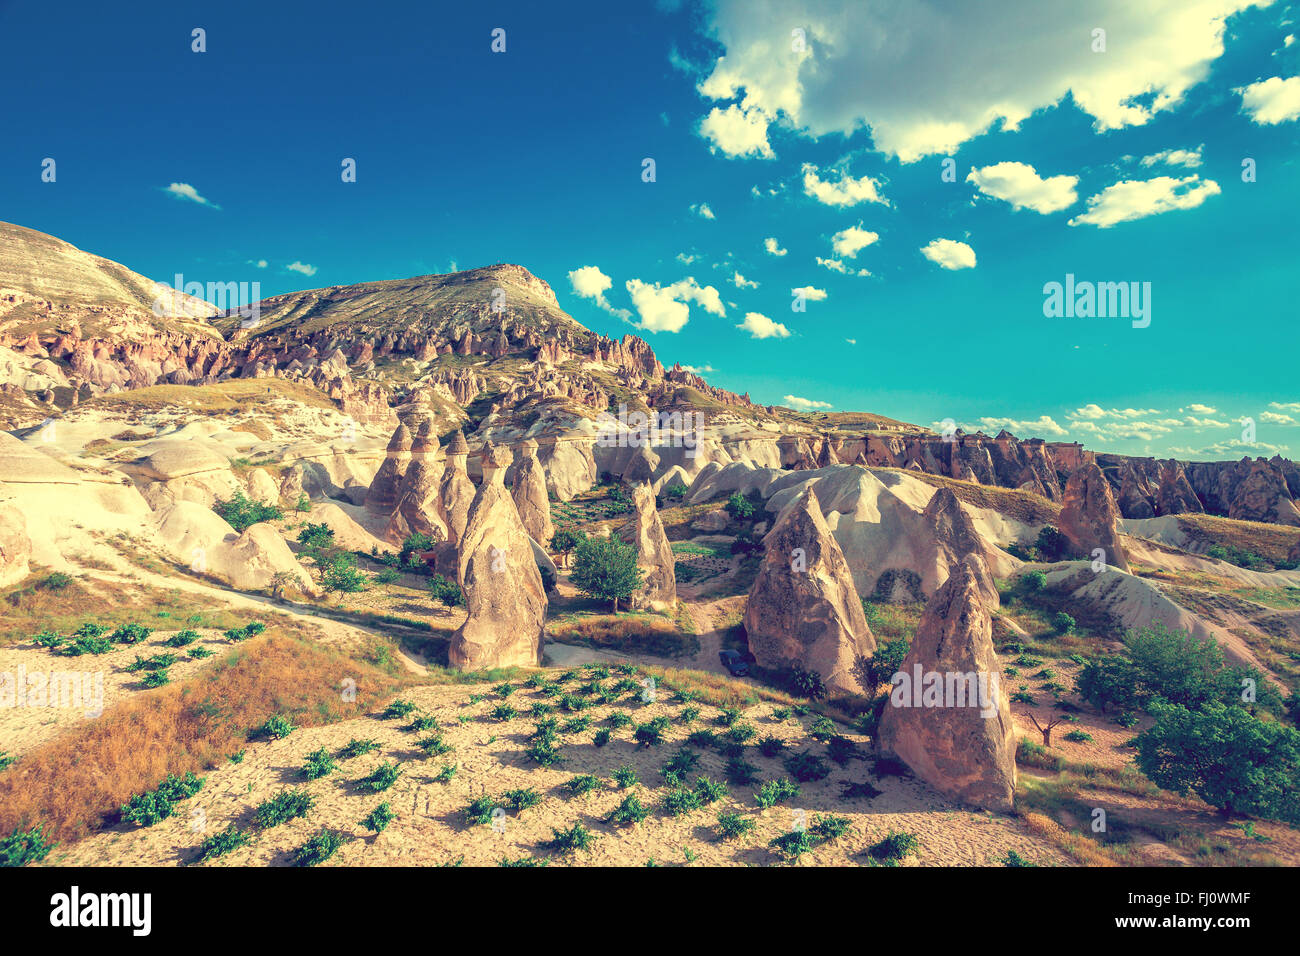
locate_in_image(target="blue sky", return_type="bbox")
[2,0,1298,460]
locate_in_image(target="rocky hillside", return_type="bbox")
[2,220,1298,526]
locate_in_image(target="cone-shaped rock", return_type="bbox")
[817,434,838,468]
[617,481,676,612]
[385,419,446,544]
[876,554,1016,811]
[742,485,875,692]
[511,438,554,545]
[366,422,413,514]
[1058,462,1130,571]
[449,443,547,670]
[437,429,475,548]
[922,487,1001,605]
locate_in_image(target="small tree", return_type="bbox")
[1135,700,1300,823]
[854,638,910,691]
[1020,710,1066,747]
[551,528,585,569]
[321,553,367,593]
[1035,525,1069,561]
[570,535,643,612]
[724,492,756,521]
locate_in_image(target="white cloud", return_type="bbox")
[1260,411,1297,424]
[698,103,774,158]
[676,252,700,265]
[1068,174,1221,228]
[1140,146,1203,168]
[1185,403,1218,414]
[569,265,633,321]
[730,271,759,289]
[845,338,857,345]
[1184,416,1231,428]
[737,312,790,339]
[966,161,1078,213]
[920,238,976,270]
[1172,439,1289,457]
[1238,75,1300,124]
[247,259,268,269]
[163,182,220,209]
[625,277,725,333]
[678,364,716,375]
[693,0,1258,162]
[690,202,716,220]
[286,261,317,277]
[816,256,870,276]
[801,163,889,207]
[784,394,832,410]
[1071,405,1163,421]
[975,416,1069,438]
[830,224,879,258]
[792,285,827,301]
[1269,402,1300,412]
[763,237,788,256]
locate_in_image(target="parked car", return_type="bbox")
[718,649,750,677]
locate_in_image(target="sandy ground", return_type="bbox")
[49,682,1072,867]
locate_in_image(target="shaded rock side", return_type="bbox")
[742,485,875,692]
[617,481,676,612]
[1058,461,1130,572]
[876,554,1016,812]
[449,445,546,670]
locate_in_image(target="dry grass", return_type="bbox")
[1178,514,1300,564]
[548,613,698,658]
[0,632,404,845]
[877,468,1061,525]
[0,573,245,645]
[1017,810,1119,867]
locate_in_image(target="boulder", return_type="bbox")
[1058,462,1130,572]
[742,485,875,692]
[690,509,729,533]
[876,554,1016,812]
[617,482,677,612]
[449,444,547,670]
[511,438,554,544]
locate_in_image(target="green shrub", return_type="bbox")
[999,849,1038,867]
[810,814,851,842]
[716,810,755,840]
[1022,570,1048,592]
[570,534,644,612]
[633,716,670,748]
[164,629,200,647]
[784,751,830,782]
[726,757,760,787]
[428,574,464,607]
[1051,611,1076,635]
[564,775,602,797]
[321,552,367,592]
[868,830,920,863]
[770,829,815,859]
[32,628,64,649]
[1063,730,1093,743]
[297,522,336,550]
[755,777,800,809]
[361,802,395,832]
[417,734,452,757]
[255,713,296,740]
[340,738,381,759]
[197,825,251,862]
[611,765,638,789]
[302,747,338,780]
[140,669,171,688]
[694,777,728,804]
[607,792,649,826]
[661,787,703,816]
[724,492,755,520]
[254,789,315,828]
[214,491,283,533]
[526,740,563,766]
[62,635,112,656]
[1035,526,1069,561]
[545,822,597,854]
[380,699,417,720]
[0,824,53,866]
[785,665,827,700]
[294,829,344,867]
[357,762,403,793]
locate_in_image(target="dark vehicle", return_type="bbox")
[718,650,750,677]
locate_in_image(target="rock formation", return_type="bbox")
[0,503,33,587]
[449,444,546,670]
[437,430,476,551]
[510,438,554,544]
[366,422,413,514]
[875,554,1016,812]
[921,487,1002,605]
[742,485,875,692]
[1058,461,1130,572]
[385,419,446,544]
[617,482,677,612]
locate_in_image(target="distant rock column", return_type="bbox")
[449,444,547,670]
[1058,461,1131,571]
[437,430,476,549]
[385,419,446,544]
[742,485,875,692]
[618,481,677,612]
[511,438,554,544]
[876,554,1016,812]
[366,422,413,514]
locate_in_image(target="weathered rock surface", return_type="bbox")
[437,430,475,550]
[0,503,33,587]
[386,419,446,544]
[1058,462,1131,572]
[742,485,875,692]
[511,438,554,544]
[617,482,676,612]
[921,487,1003,605]
[875,554,1016,812]
[449,444,546,670]
[366,422,412,514]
